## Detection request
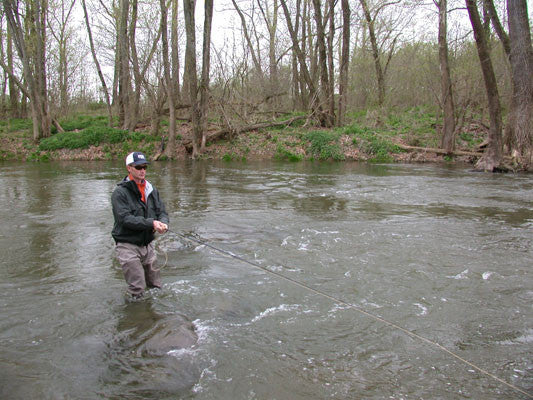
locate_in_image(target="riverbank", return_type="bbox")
[0,111,484,165]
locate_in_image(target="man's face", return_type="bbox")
[127,163,148,181]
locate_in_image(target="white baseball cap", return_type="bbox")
[125,152,150,166]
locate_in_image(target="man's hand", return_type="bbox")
[153,220,168,234]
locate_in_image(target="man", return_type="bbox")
[111,151,169,299]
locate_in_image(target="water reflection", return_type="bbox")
[294,195,348,217]
[0,161,531,399]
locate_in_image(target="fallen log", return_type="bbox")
[395,143,515,166]
[181,115,307,151]
[395,143,483,157]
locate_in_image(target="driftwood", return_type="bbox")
[395,143,515,168]
[180,115,307,152]
[52,118,65,133]
[395,143,484,157]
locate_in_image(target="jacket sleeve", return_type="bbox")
[111,187,154,231]
[153,189,169,226]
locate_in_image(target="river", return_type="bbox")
[0,160,531,399]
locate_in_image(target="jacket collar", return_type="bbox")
[121,176,154,199]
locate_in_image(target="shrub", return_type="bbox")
[222,153,235,162]
[58,115,109,132]
[38,127,131,150]
[0,118,33,133]
[275,143,303,162]
[304,130,344,161]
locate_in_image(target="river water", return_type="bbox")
[0,160,531,399]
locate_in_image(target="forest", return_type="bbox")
[0,0,531,171]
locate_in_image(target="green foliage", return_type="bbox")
[27,151,50,162]
[458,132,482,147]
[38,127,154,151]
[304,130,344,161]
[222,152,247,162]
[56,115,110,132]
[343,124,373,136]
[222,153,235,162]
[0,118,33,133]
[275,143,303,162]
[345,122,403,162]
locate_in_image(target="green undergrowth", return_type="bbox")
[37,115,159,152]
[344,124,403,163]
[0,118,33,134]
[1,107,468,163]
[304,130,344,161]
[54,114,112,133]
[39,127,157,151]
[274,142,303,161]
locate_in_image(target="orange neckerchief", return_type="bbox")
[129,174,146,203]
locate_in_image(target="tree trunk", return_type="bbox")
[50,0,76,114]
[128,0,141,130]
[81,0,113,126]
[160,0,177,157]
[311,0,334,126]
[257,0,279,111]
[232,0,264,78]
[326,0,335,122]
[465,0,503,171]
[2,0,51,140]
[359,0,385,106]
[437,0,456,153]
[268,0,279,109]
[171,0,181,103]
[6,23,20,117]
[337,0,350,126]
[280,0,327,126]
[506,0,533,169]
[291,0,302,110]
[117,0,131,129]
[183,0,200,158]
[199,0,214,151]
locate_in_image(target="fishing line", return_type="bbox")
[167,229,531,398]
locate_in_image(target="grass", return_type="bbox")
[0,106,477,163]
[274,143,303,162]
[39,127,157,151]
[0,118,33,134]
[54,114,111,133]
[304,130,344,161]
[343,122,404,162]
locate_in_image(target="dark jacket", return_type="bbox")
[111,177,169,246]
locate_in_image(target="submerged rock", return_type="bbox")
[137,315,198,356]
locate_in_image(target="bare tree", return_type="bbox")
[170,0,180,103]
[182,0,200,157]
[232,0,264,78]
[312,0,334,126]
[434,0,456,153]
[2,0,51,140]
[4,18,20,117]
[81,0,113,126]
[465,0,503,171]
[48,0,76,113]
[357,0,404,107]
[506,0,533,169]
[199,0,214,150]
[117,0,132,128]
[337,0,350,125]
[0,15,6,114]
[257,0,280,108]
[160,0,177,157]
[280,0,329,126]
